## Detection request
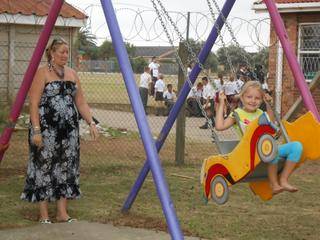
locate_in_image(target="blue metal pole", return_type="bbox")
[99,0,183,239]
[123,0,237,211]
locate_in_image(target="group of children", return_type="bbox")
[190,73,245,129]
[139,57,176,116]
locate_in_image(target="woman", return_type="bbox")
[21,38,99,223]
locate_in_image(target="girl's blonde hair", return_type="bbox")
[239,81,264,98]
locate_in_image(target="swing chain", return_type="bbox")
[205,0,236,75]
[151,0,216,139]
[209,0,255,74]
[154,0,206,71]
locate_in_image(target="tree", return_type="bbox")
[98,40,114,59]
[251,47,269,70]
[75,28,96,52]
[204,52,218,72]
[131,57,148,73]
[216,44,252,72]
[97,40,136,60]
[179,39,218,72]
[125,42,136,57]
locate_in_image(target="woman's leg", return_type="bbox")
[39,201,49,220]
[56,197,69,221]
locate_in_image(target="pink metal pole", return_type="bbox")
[0,0,64,163]
[263,0,320,121]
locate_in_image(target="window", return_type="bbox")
[298,23,320,82]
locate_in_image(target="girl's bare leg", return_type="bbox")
[268,164,283,195]
[279,161,298,192]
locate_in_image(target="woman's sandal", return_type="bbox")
[65,217,77,223]
[39,219,52,224]
[57,217,77,223]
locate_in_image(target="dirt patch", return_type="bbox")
[295,160,320,174]
[96,212,195,237]
[0,168,25,181]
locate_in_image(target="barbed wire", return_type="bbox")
[0,1,276,51]
[81,4,276,51]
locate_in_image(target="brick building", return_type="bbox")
[253,0,320,116]
[0,0,87,104]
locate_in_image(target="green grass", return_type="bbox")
[1,131,320,239]
[79,72,202,107]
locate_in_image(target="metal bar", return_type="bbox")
[275,41,283,115]
[284,72,320,121]
[186,12,191,41]
[0,0,64,163]
[99,0,183,239]
[123,0,237,212]
[263,0,320,121]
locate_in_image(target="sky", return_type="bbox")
[66,0,270,52]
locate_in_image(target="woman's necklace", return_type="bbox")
[52,65,65,79]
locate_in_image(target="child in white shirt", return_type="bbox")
[163,84,177,116]
[154,74,165,116]
[139,66,151,113]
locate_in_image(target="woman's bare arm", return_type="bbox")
[73,70,94,125]
[29,67,45,128]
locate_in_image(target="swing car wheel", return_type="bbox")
[210,175,229,205]
[257,134,278,163]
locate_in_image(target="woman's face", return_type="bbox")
[52,44,69,66]
[240,86,263,113]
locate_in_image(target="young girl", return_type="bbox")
[215,81,303,195]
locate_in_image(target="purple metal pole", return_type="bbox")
[123,0,237,211]
[99,0,183,239]
[0,0,64,163]
[263,0,320,121]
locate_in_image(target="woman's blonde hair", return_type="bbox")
[239,81,264,98]
[45,37,68,64]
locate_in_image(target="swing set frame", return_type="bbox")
[0,0,319,239]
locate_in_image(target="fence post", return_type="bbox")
[8,25,15,105]
[175,42,188,165]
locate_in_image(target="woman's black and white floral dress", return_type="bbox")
[21,80,80,202]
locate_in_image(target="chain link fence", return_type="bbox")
[1,2,319,179]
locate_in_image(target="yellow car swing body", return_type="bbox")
[200,111,320,205]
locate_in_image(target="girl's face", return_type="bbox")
[240,86,263,112]
[52,44,69,66]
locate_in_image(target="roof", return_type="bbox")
[253,0,320,13]
[134,46,176,58]
[275,0,320,3]
[0,0,87,19]
[254,0,320,3]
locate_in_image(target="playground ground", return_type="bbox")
[0,221,202,240]
[1,110,320,239]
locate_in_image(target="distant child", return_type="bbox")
[139,66,151,113]
[199,76,215,129]
[154,74,165,116]
[187,82,204,117]
[163,84,177,115]
[213,73,226,116]
[224,75,239,114]
[148,56,160,96]
[215,81,303,195]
